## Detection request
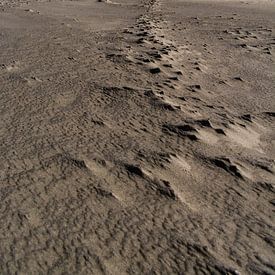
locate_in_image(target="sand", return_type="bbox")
[0,0,274,274]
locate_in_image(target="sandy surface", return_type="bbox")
[0,0,275,274]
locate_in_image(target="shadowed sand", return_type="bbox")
[0,0,274,274]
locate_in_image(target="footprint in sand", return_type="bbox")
[210,157,252,180]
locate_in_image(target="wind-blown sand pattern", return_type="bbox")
[0,0,274,274]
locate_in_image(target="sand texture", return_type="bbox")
[0,0,275,274]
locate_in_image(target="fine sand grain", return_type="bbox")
[0,0,274,274]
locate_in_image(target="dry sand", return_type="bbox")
[0,0,274,274]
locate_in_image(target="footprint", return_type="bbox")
[195,119,213,128]
[233,76,244,82]
[94,187,116,198]
[149,66,161,74]
[145,91,180,111]
[210,157,245,179]
[140,153,198,208]
[163,123,199,141]
[154,179,177,200]
[240,114,253,122]
[124,164,144,177]
[187,84,202,92]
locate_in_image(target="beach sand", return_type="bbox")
[0,0,274,273]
